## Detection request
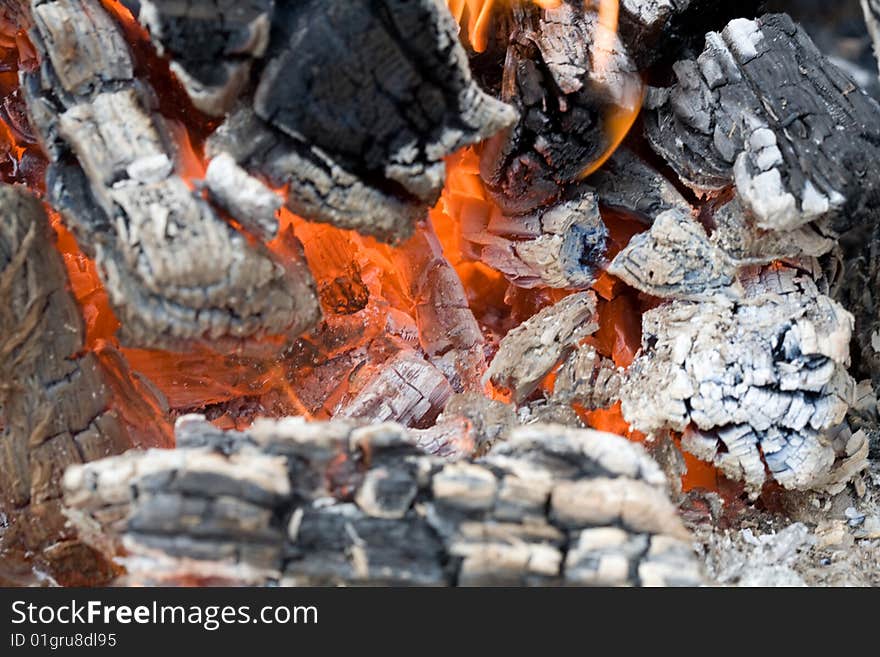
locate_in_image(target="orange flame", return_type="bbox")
[448,0,563,52]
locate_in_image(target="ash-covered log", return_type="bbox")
[63,416,703,586]
[620,265,868,494]
[608,208,739,300]
[645,13,880,235]
[552,344,623,411]
[23,0,321,353]
[206,0,516,242]
[479,0,643,214]
[0,185,171,585]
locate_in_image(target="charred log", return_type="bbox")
[862,0,880,76]
[125,0,273,116]
[589,147,693,222]
[23,0,321,353]
[0,185,171,585]
[645,13,880,235]
[479,1,642,214]
[63,415,702,586]
[618,0,763,68]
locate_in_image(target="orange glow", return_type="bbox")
[0,0,725,495]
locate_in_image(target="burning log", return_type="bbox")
[486,291,598,403]
[466,188,608,289]
[23,0,321,353]
[62,415,703,586]
[0,185,171,585]
[205,0,516,242]
[645,13,880,235]
[619,265,868,494]
[479,0,643,214]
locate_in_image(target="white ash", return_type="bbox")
[620,266,867,494]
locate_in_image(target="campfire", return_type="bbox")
[2,0,880,587]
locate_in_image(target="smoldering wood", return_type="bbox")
[552,345,623,411]
[468,189,608,290]
[620,265,867,495]
[645,13,880,235]
[128,0,273,116]
[24,0,321,354]
[0,185,171,585]
[608,208,739,300]
[205,0,515,243]
[588,147,693,222]
[486,291,599,404]
[390,227,486,392]
[333,350,454,429]
[62,416,702,586]
[479,1,642,215]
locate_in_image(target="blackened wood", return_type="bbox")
[24,0,321,353]
[63,416,702,586]
[204,0,515,243]
[645,13,880,235]
[618,0,762,68]
[863,0,880,74]
[129,0,272,116]
[0,184,171,585]
[589,147,693,222]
